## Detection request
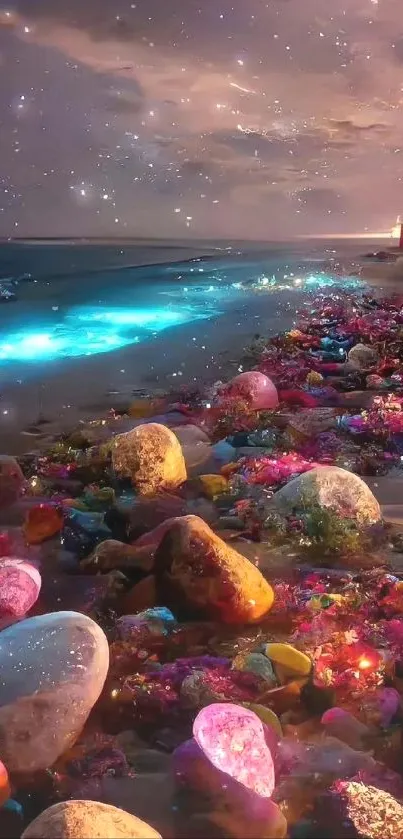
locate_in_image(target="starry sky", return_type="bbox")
[0,0,402,240]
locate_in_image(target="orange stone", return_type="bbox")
[24,504,64,545]
[154,515,274,624]
[0,761,10,806]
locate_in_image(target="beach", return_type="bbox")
[3,239,403,837]
[0,237,369,454]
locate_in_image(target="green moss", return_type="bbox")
[264,493,371,559]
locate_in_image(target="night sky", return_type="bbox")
[0,0,401,239]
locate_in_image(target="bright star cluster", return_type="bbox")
[0,0,402,239]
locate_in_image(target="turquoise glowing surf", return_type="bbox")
[0,304,217,363]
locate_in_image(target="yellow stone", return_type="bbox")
[243,703,283,736]
[265,643,312,682]
[128,399,163,419]
[198,474,229,499]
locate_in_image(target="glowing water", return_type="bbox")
[0,252,364,365]
[0,304,215,363]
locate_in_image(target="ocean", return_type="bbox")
[0,238,389,452]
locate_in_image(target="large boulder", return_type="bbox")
[272,466,381,524]
[112,423,187,495]
[154,515,274,623]
[21,800,161,839]
[0,611,109,772]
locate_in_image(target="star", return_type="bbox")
[0,0,401,238]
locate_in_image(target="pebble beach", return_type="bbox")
[2,243,403,838]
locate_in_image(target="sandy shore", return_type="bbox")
[0,290,300,455]
[0,237,394,456]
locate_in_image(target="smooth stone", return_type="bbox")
[0,558,41,618]
[232,653,277,686]
[21,800,161,839]
[265,644,312,682]
[272,465,381,524]
[24,504,64,545]
[0,611,109,773]
[224,371,279,410]
[154,515,274,623]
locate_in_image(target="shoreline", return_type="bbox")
[0,238,398,456]
[0,290,299,455]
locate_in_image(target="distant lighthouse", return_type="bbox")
[391,216,403,248]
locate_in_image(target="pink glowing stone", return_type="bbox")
[0,557,41,618]
[193,702,275,798]
[224,372,279,411]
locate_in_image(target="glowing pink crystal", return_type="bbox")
[224,372,279,411]
[193,702,275,798]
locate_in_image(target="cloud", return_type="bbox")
[0,0,402,238]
